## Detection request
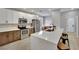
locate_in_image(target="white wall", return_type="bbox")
[60,11,79,37]
[43,16,53,26]
[43,11,61,27]
[60,11,78,31]
[52,11,61,27]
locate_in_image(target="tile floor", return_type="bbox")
[67,32,79,50]
[0,38,31,50]
[0,33,79,50]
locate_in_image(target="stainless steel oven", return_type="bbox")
[21,29,28,39]
[18,18,28,39]
[18,18,27,29]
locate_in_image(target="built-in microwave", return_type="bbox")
[18,18,27,29]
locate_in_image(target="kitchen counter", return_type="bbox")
[30,27,64,50]
[31,27,63,44]
[0,27,21,46]
[31,28,78,50]
[0,27,20,32]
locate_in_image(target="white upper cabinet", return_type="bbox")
[0,9,7,24]
[5,9,14,24]
[12,11,20,24]
[0,9,14,24]
[0,9,42,24]
[0,9,19,24]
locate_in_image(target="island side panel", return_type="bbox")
[30,36,57,50]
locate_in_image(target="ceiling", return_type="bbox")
[7,8,79,17]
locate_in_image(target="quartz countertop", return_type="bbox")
[26,26,33,28]
[0,27,20,32]
[31,27,64,44]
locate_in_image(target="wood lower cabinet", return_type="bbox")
[28,28,34,36]
[0,32,9,45]
[13,30,21,41]
[0,30,21,46]
[8,31,14,42]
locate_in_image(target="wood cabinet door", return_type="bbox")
[0,33,3,45]
[0,32,9,45]
[13,30,21,41]
[8,31,14,42]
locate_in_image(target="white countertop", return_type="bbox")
[31,27,64,44]
[0,27,20,32]
[26,26,33,28]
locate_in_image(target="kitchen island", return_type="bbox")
[30,27,64,50]
[0,27,21,46]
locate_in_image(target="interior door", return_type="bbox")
[66,16,79,37]
[66,17,75,32]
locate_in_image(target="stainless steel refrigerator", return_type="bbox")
[32,19,40,33]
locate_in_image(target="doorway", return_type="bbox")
[66,16,79,37]
[66,17,75,32]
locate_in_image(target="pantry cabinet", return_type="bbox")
[0,30,21,46]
